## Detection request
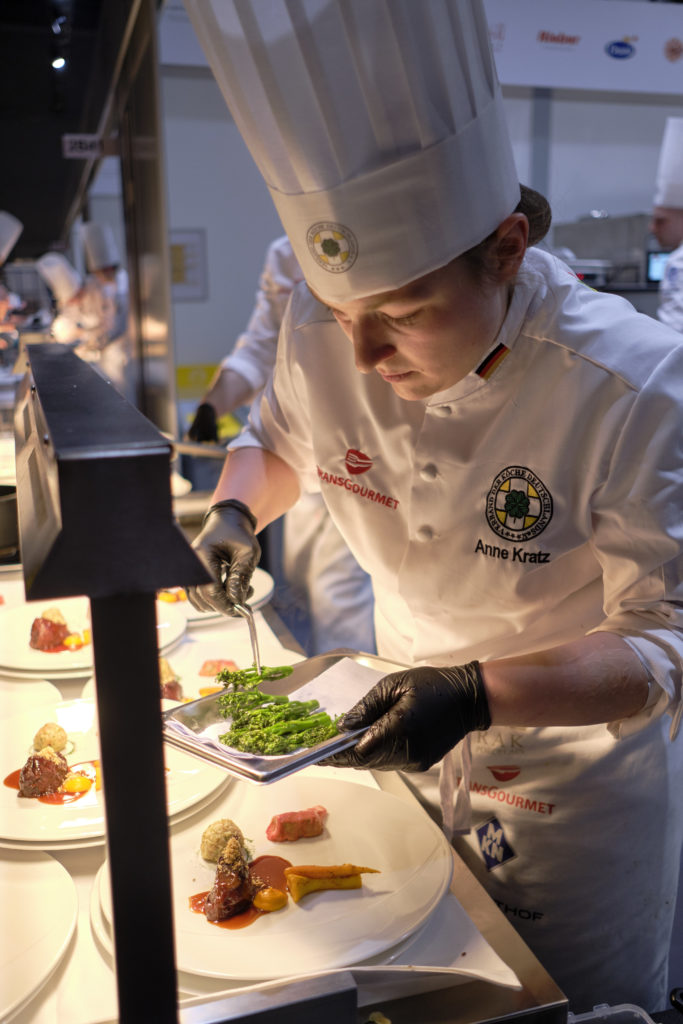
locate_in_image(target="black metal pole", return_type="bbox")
[91,592,178,1024]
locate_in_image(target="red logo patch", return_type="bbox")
[345,449,373,475]
[487,765,521,782]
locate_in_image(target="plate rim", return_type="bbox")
[0,849,78,1021]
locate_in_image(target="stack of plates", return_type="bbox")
[0,848,78,1021]
[0,596,188,680]
[0,698,230,852]
[89,774,454,991]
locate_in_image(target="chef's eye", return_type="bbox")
[386,311,418,326]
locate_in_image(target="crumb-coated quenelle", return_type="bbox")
[32,722,68,753]
[18,746,69,797]
[200,818,247,862]
[204,837,256,922]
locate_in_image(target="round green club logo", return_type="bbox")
[486,466,553,542]
[306,222,358,274]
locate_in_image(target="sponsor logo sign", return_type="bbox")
[487,764,521,783]
[665,38,683,63]
[605,38,636,59]
[476,817,516,870]
[345,449,373,475]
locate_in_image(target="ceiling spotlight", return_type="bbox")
[52,16,66,34]
[51,56,66,70]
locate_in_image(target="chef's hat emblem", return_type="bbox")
[306,222,358,274]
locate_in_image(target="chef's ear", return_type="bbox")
[492,213,529,282]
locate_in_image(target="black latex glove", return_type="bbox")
[186,499,261,615]
[187,402,219,443]
[325,662,491,772]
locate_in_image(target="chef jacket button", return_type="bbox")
[420,463,438,481]
[434,405,452,417]
[417,525,434,542]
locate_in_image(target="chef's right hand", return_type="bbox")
[187,499,261,615]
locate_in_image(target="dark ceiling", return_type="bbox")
[0,0,127,260]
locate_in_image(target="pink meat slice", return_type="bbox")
[265,805,328,842]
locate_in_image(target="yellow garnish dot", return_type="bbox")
[253,887,288,912]
[63,634,83,650]
[63,775,92,794]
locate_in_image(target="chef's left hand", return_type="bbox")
[324,662,491,772]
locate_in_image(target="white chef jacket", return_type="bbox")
[232,247,683,1011]
[219,236,375,655]
[658,241,683,334]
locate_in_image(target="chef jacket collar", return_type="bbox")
[425,253,537,408]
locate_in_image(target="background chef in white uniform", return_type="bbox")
[80,221,135,402]
[191,233,375,656]
[650,117,683,333]
[0,211,24,328]
[183,0,683,1011]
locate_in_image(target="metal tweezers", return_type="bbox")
[234,602,262,675]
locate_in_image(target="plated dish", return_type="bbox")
[0,698,229,849]
[99,775,454,980]
[0,848,78,1021]
[0,597,187,678]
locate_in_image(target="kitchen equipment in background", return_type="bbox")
[0,484,18,558]
[552,211,651,286]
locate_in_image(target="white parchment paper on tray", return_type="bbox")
[162,656,390,783]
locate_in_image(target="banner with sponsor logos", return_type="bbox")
[161,0,682,96]
[483,0,683,95]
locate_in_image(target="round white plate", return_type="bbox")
[92,864,427,1000]
[100,775,453,980]
[0,699,229,847]
[182,568,275,624]
[0,848,78,1021]
[0,678,62,713]
[0,598,187,678]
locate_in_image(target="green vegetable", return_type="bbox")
[215,664,339,755]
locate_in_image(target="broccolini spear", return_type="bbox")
[215,663,339,755]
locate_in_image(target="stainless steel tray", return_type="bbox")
[161,649,402,784]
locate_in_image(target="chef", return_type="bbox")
[36,251,117,364]
[192,233,375,656]
[0,211,24,327]
[183,0,683,1011]
[80,221,135,402]
[650,117,683,333]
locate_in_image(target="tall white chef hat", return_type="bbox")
[654,117,683,210]
[36,252,83,308]
[81,222,120,271]
[183,0,520,303]
[0,211,23,265]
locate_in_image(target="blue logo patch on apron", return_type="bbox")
[476,816,516,870]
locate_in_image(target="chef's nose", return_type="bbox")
[352,316,396,373]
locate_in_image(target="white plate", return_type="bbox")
[0,848,78,1021]
[100,775,453,980]
[0,598,187,678]
[184,567,275,624]
[0,699,229,847]
[0,678,62,713]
